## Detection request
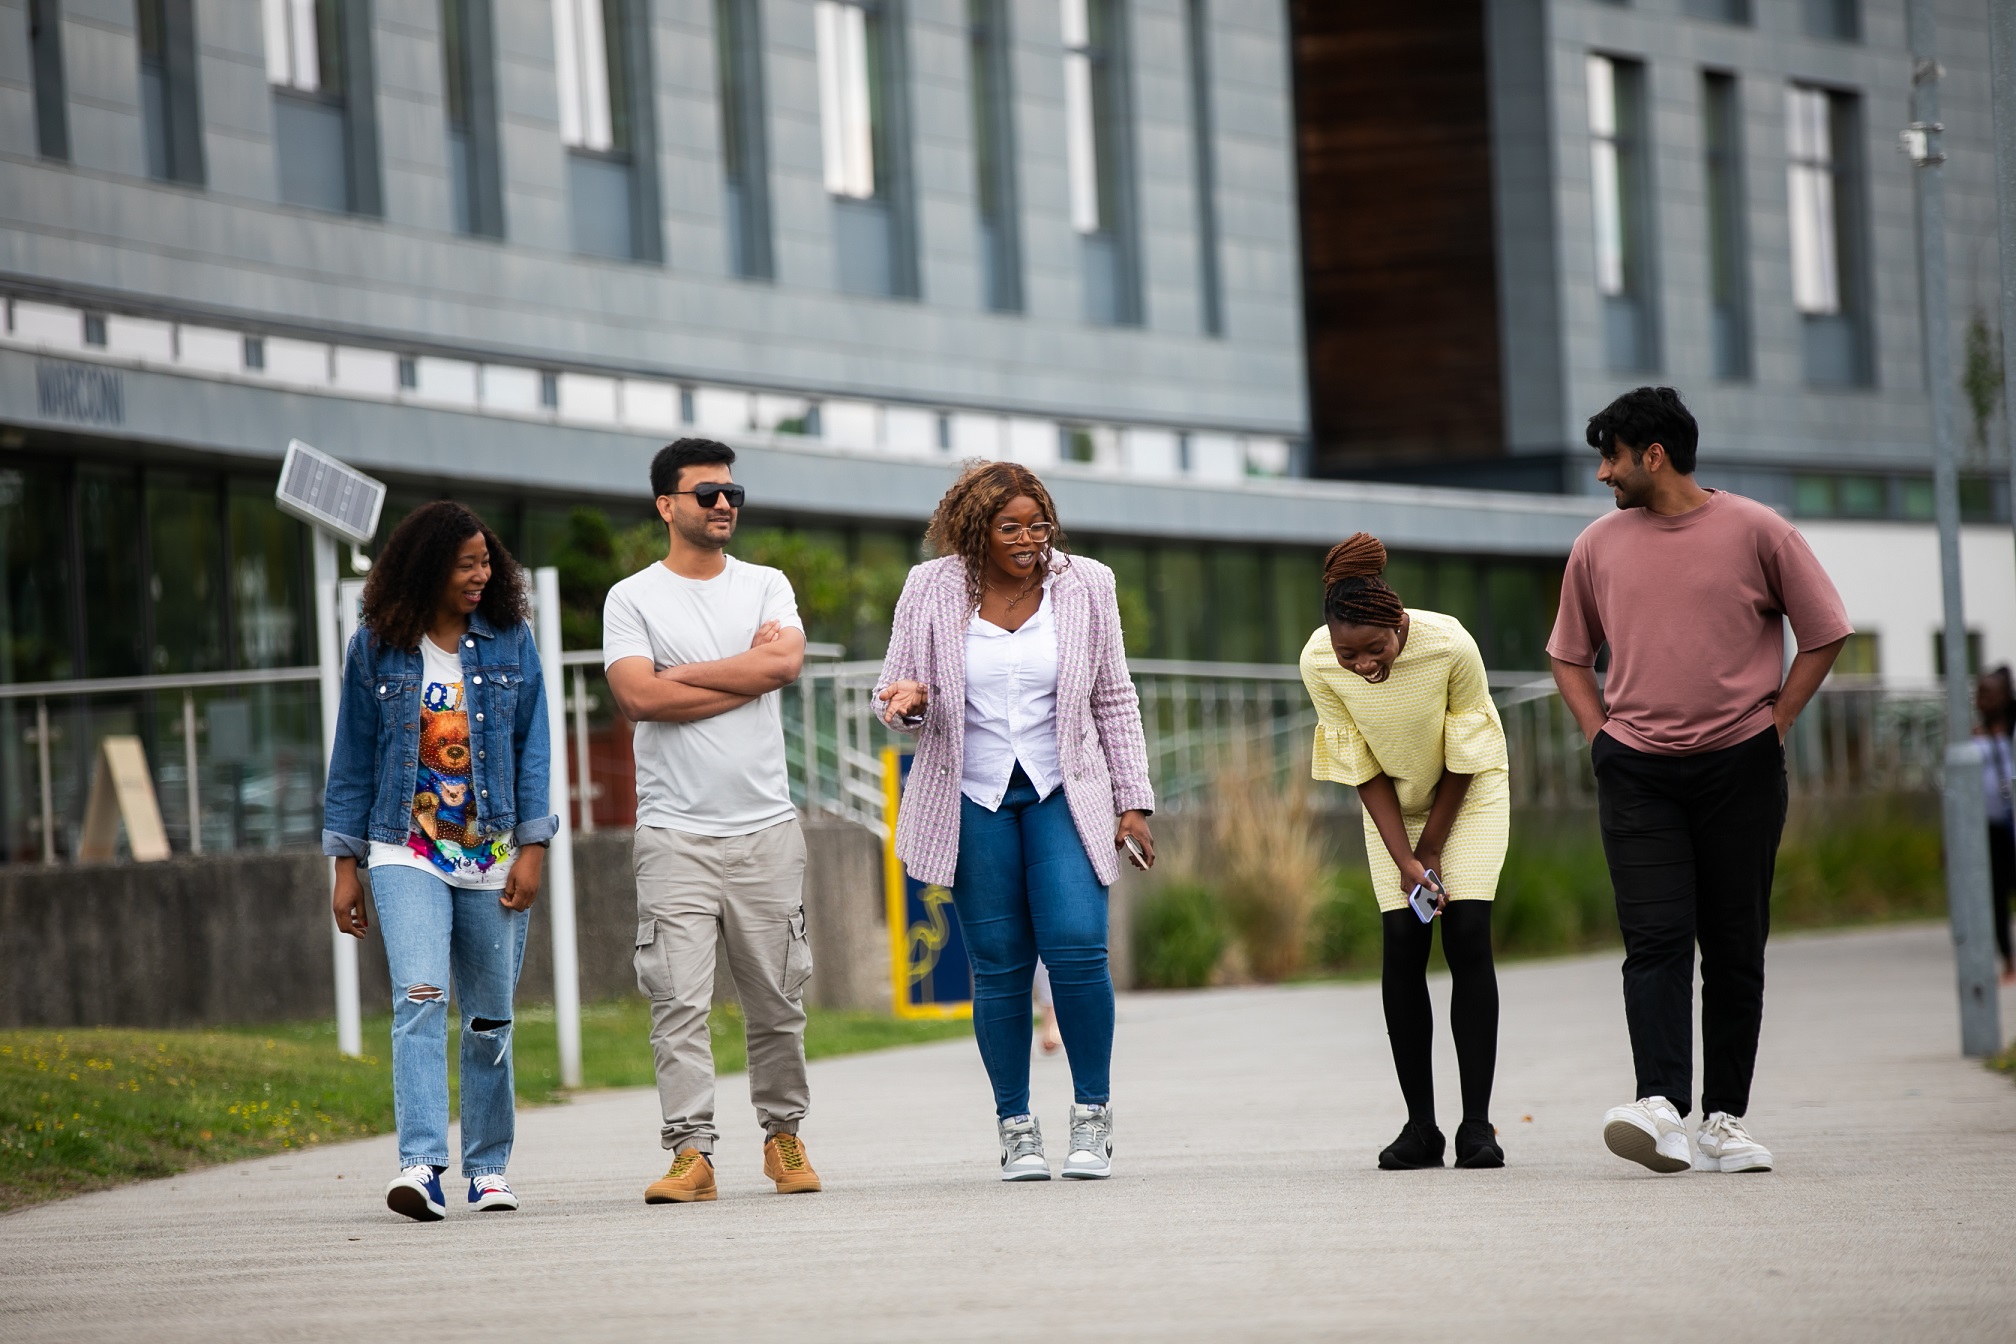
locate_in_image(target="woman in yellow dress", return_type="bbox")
[1299,533,1510,1170]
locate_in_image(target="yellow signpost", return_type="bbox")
[882,746,973,1020]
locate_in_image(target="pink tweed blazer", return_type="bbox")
[874,554,1155,888]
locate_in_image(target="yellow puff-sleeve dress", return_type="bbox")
[1299,610,1511,912]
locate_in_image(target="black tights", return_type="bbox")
[1381,901,1498,1127]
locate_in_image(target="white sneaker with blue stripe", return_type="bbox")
[385,1165,446,1221]
[468,1174,519,1211]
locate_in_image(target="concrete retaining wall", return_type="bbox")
[0,818,893,1028]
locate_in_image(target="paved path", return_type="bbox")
[4,924,2014,1342]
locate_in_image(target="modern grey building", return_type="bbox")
[1,0,2010,867]
[1296,0,2011,525]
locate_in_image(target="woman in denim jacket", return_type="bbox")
[324,501,556,1222]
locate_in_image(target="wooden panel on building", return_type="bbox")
[1292,1,1505,473]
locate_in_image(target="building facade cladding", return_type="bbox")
[1525,0,2005,503]
[1305,0,2006,512]
[0,0,1305,435]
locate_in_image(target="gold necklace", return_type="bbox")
[986,576,1039,612]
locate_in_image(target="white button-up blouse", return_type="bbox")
[961,587,1062,810]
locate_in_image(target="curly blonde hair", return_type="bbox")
[924,460,1071,608]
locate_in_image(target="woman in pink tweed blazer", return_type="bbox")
[875,461,1154,1182]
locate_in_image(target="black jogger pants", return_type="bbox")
[1592,725,1787,1119]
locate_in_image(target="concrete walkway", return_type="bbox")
[3,924,2013,1342]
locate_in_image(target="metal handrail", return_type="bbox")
[0,665,321,700]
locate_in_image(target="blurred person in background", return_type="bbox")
[1549,387,1849,1177]
[876,460,1155,1182]
[1976,666,2015,985]
[325,501,556,1222]
[1300,533,1510,1171]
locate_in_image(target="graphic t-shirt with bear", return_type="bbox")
[366,635,517,888]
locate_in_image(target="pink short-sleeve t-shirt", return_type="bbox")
[1545,491,1853,756]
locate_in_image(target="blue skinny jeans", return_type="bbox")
[951,768,1113,1119]
[371,864,530,1176]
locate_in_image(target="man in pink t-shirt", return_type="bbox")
[1547,387,1851,1178]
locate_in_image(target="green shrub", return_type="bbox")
[1133,882,1229,989]
[1307,875,1384,973]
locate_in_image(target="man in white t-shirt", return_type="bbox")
[603,439,821,1204]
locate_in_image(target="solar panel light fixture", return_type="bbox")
[274,439,387,547]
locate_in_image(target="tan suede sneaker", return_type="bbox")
[763,1133,823,1194]
[644,1149,717,1204]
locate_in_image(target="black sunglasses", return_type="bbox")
[665,483,746,509]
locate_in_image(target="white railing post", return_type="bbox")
[182,690,202,856]
[315,531,363,1058]
[534,568,584,1089]
[570,664,596,835]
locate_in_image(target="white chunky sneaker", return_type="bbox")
[1693,1112,1773,1173]
[998,1114,1050,1182]
[1602,1096,1691,1173]
[1061,1102,1113,1180]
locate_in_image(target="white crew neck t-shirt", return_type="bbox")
[368,634,518,889]
[602,555,803,837]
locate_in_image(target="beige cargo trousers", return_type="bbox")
[633,818,812,1154]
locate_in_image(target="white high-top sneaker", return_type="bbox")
[1693,1112,1774,1173]
[1601,1096,1691,1173]
[1061,1103,1113,1180]
[998,1113,1050,1181]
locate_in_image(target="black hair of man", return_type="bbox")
[650,438,737,498]
[1585,386,1699,475]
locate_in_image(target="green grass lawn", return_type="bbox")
[0,1000,969,1213]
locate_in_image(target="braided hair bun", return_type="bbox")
[1322,532,1406,629]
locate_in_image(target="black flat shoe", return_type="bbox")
[1454,1118,1504,1168]
[1378,1120,1446,1170]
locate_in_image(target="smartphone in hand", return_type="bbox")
[1122,834,1150,871]
[1406,869,1445,923]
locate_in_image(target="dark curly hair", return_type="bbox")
[361,501,528,651]
[924,460,1071,609]
[1322,532,1406,629]
[1586,386,1699,474]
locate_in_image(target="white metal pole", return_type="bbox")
[35,697,54,864]
[315,530,363,1057]
[1907,2,2003,1058]
[182,690,202,856]
[1992,0,2016,566]
[534,567,583,1089]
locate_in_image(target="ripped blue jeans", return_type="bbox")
[370,865,530,1177]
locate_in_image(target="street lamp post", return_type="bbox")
[1907,0,2002,1058]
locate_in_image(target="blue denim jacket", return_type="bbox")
[321,610,558,858]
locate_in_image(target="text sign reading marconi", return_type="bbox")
[883,748,973,1020]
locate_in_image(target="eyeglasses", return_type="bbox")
[665,483,746,509]
[993,521,1056,542]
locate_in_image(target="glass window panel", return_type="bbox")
[554,0,615,151]
[1269,550,1321,663]
[0,463,73,682]
[1787,86,1840,315]
[1703,72,1749,379]
[1834,631,1879,676]
[816,1,877,198]
[1484,564,1546,671]
[78,466,146,678]
[1792,475,1835,516]
[1900,478,1935,520]
[1428,558,1480,630]
[1209,547,1267,663]
[1151,548,1207,661]
[1098,542,1154,657]
[147,472,227,674]
[1838,475,1885,518]
[1382,555,1430,612]
[229,481,310,669]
